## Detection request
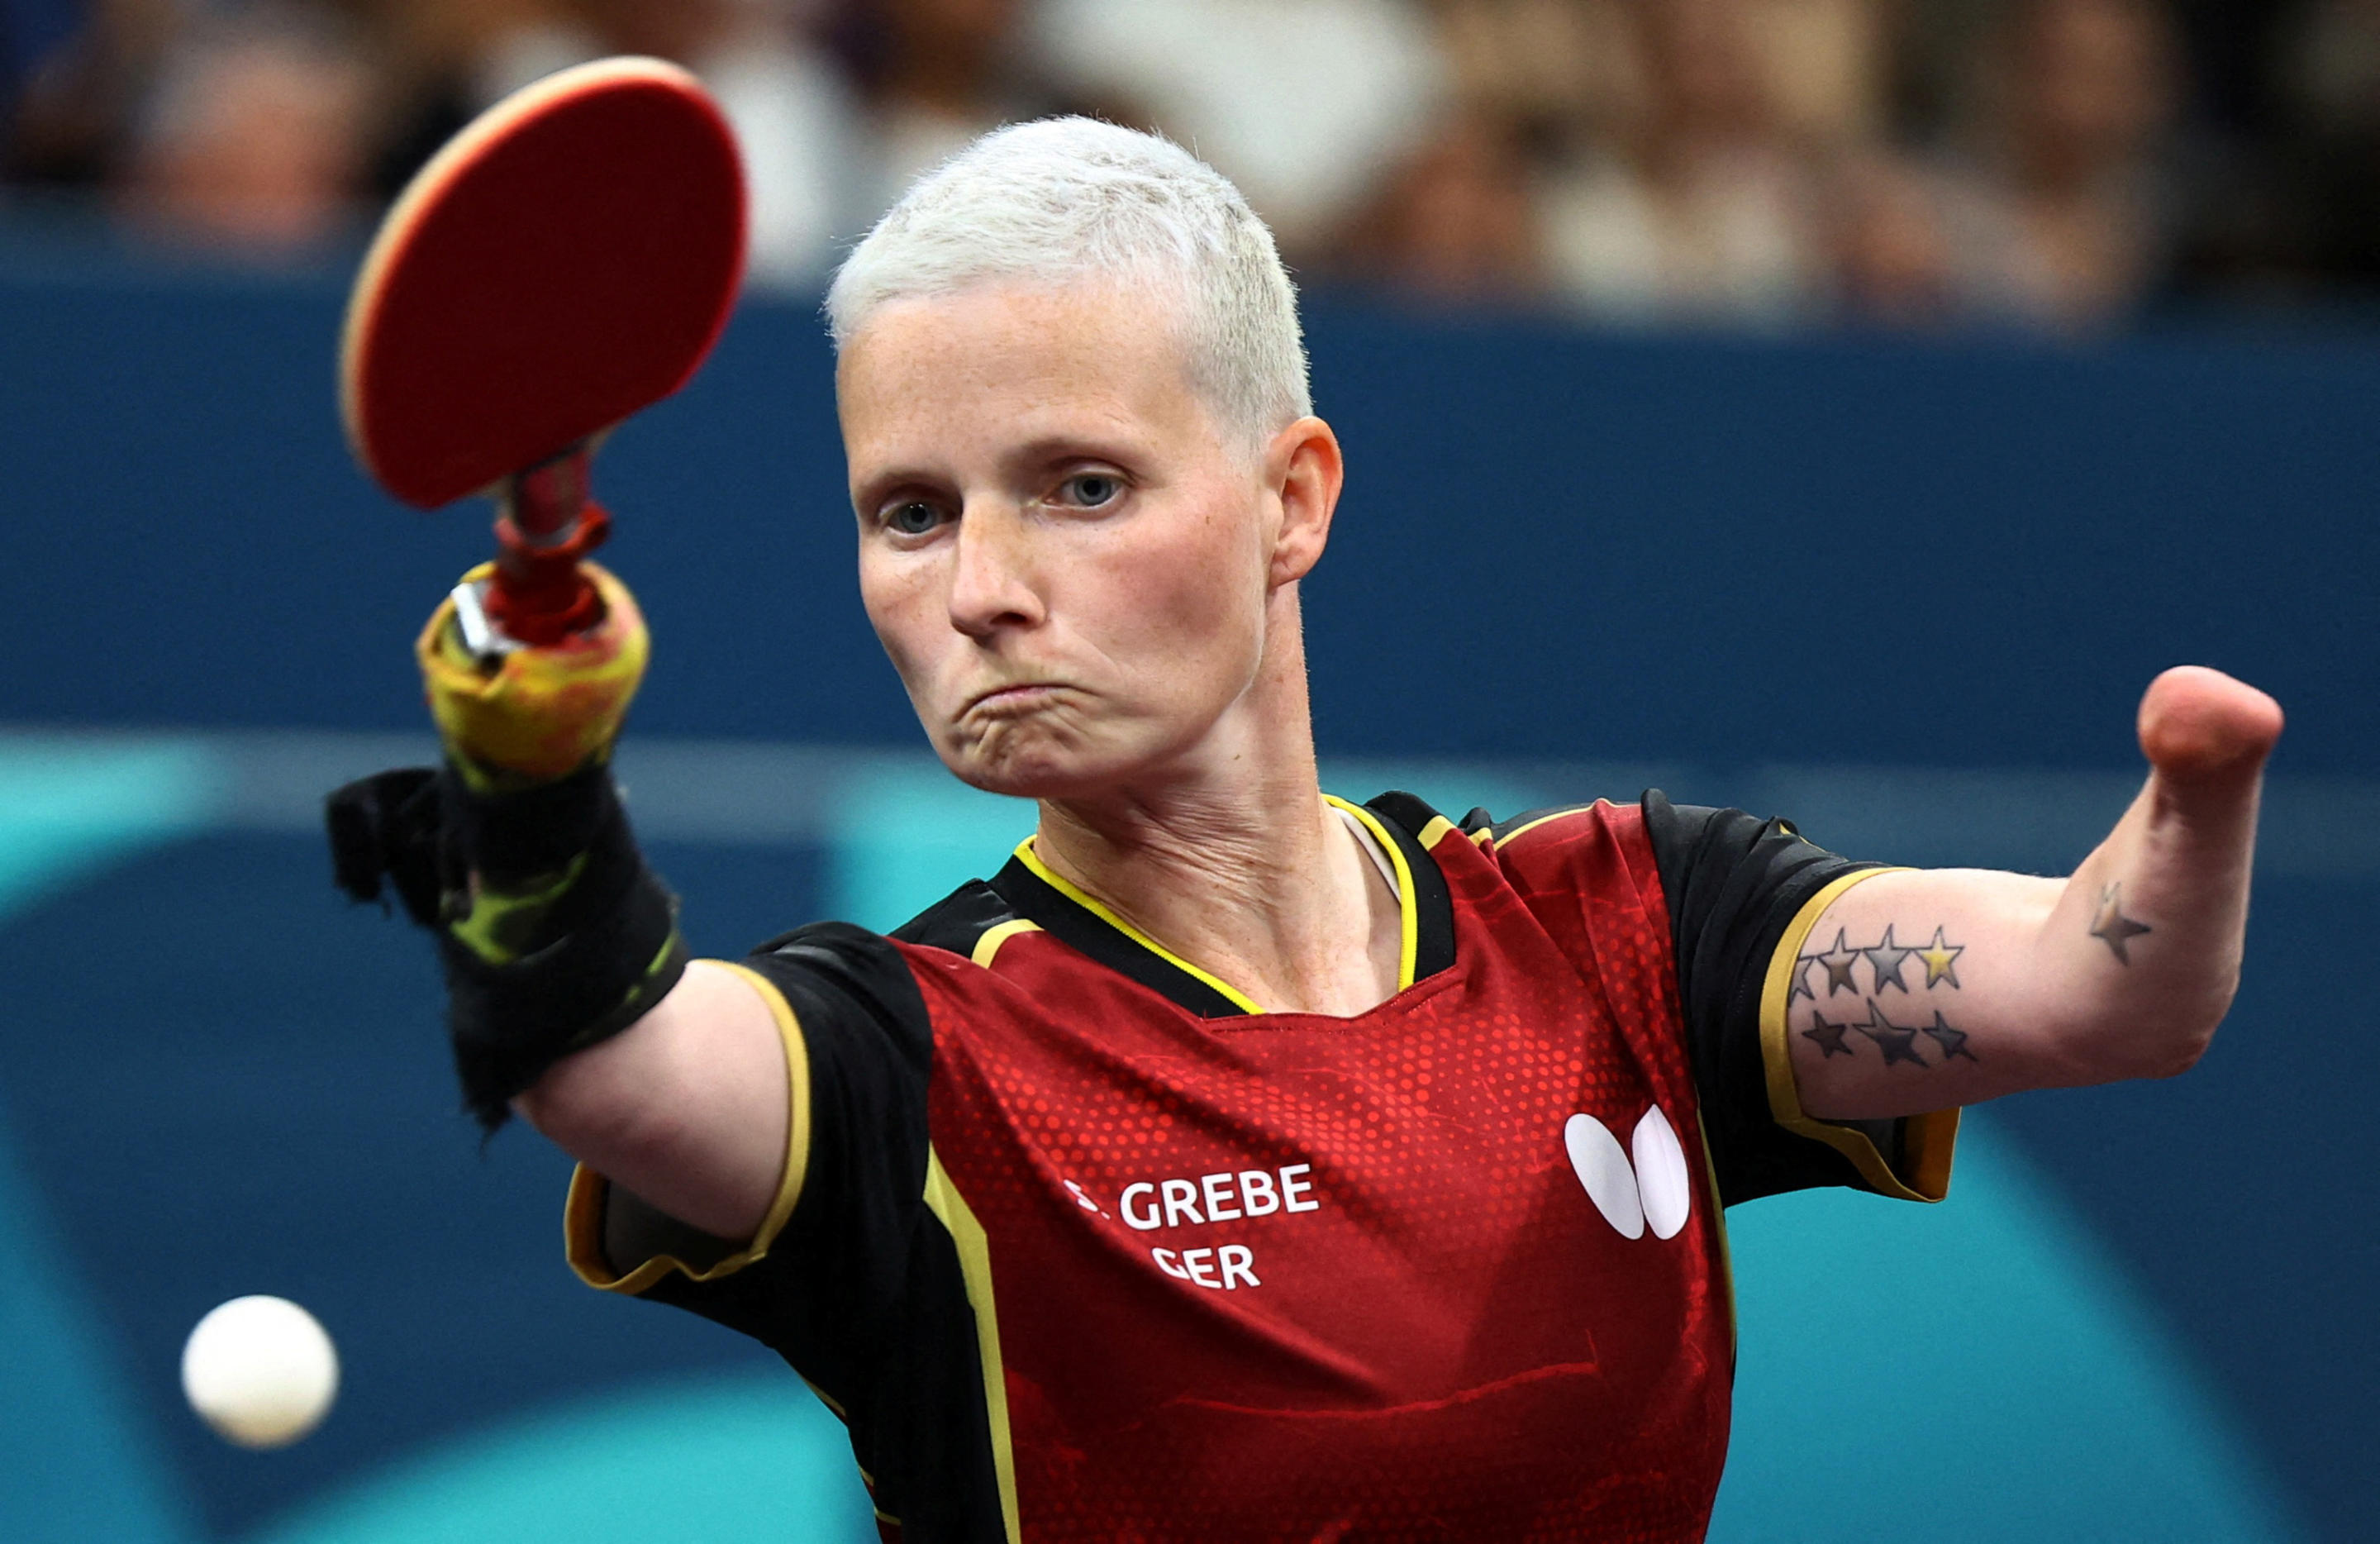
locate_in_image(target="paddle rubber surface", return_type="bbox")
[341,57,746,510]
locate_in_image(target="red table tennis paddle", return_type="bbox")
[341,56,747,648]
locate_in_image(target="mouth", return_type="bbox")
[961,682,1063,717]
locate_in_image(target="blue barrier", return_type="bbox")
[0,271,2373,771]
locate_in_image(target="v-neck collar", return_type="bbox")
[988,793,1459,1020]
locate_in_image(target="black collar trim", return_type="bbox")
[988,855,1250,1017]
[1360,791,1459,983]
[984,792,1459,1020]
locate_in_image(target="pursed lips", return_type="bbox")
[962,682,1063,716]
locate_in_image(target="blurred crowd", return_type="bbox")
[7,0,2380,335]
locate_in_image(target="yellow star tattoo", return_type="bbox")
[1916,925,1963,989]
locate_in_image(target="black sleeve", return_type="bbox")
[578,922,1006,1542]
[635,923,935,1361]
[1640,789,1916,1207]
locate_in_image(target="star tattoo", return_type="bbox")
[2089,883,2152,965]
[1813,928,1863,995]
[1857,1001,1926,1066]
[1916,925,1963,989]
[1803,1013,1854,1057]
[1922,1010,1978,1062]
[1863,924,1915,994]
[1788,956,1816,1003]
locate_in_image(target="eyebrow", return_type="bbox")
[1007,431,1141,465]
[850,466,947,516]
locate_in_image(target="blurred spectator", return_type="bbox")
[1825,147,1956,326]
[7,0,181,194]
[2282,0,2380,141]
[117,7,376,255]
[2265,0,2380,292]
[355,1,571,193]
[376,0,858,286]
[649,0,859,288]
[0,0,2370,338]
[1431,0,1643,150]
[1747,0,1887,148]
[1335,109,1545,303]
[1031,0,1447,258]
[1934,0,2185,331]
[835,0,1043,225]
[1536,0,1829,326]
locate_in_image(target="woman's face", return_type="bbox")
[838,279,1288,799]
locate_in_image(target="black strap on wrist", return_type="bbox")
[326,759,687,1132]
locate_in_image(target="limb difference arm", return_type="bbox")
[1781,666,2282,1120]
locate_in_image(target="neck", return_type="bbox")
[1028,589,1402,1016]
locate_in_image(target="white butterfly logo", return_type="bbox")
[1563,1107,1692,1241]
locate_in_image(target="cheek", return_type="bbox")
[858,551,940,684]
[1093,501,1268,677]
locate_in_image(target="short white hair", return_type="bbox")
[825,117,1312,449]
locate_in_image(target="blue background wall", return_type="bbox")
[5,266,2378,771]
[0,254,2369,1542]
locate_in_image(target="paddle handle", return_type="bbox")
[483,443,609,646]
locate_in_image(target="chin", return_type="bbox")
[940,720,1145,802]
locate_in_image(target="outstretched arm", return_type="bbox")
[516,960,791,1241]
[332,563,797,1246]
[1785,666,2282,1120]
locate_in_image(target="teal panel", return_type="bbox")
[0,738,221,1544]
[828,761,1036,932]
[1711,1109,2307,1542]
[0,1139,202,1544]
[0,737,223,913]
[245,1372,874,1544]
[1316,760,1555,832]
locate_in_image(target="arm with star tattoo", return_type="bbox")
[1785,666,2282,1119]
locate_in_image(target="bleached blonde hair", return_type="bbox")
[825,117,1311,450]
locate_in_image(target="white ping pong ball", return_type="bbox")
[181,1295,339,1448]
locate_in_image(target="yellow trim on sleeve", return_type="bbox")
[563,960,813,1292]
[970,918,1042,969]
[1694,1116,1737,1366]
[1415,815,1457,851]
[1013,840,1268,1014]
[1492,802,1609,849]
[1759,869,1959,1203]
[921,1148,1021,1544]
[1901,1106,1959,1199]
[1326,795,1419,990]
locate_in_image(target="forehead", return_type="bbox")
[835,279,1209,464]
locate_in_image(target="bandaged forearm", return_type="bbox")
[326,759,686,1131]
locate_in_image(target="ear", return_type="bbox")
[1264,416,1344,589]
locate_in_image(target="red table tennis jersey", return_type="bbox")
[565,792,1957,1542]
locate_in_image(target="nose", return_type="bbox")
[947,505,1045,639]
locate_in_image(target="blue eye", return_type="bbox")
[1064,474,1121,507]
[886,501,943,535]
